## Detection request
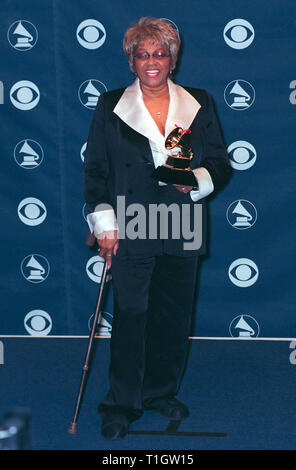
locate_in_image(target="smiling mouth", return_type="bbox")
[145,70,160,78]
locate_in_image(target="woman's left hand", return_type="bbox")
[173,184,193,194]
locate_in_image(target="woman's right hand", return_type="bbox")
[97,230,119,269]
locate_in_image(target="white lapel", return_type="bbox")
[166,79,201,136]
[113,77,201,150]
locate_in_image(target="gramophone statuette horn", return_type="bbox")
[151,125,198,187]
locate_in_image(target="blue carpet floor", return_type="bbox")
[0,338,295,450]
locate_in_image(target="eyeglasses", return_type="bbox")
[133,52,170,61]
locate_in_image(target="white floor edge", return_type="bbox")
[0,335,295,341]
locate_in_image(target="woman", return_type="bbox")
[83,17,231,440]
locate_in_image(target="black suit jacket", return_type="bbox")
[83,84,232,257]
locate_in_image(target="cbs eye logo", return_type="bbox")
[24,310,52,336]
[82,203,89,223]
[86,255,112,283]
[76,19,106,49]
[223,19,255,49]
[10,80,40,110]
[18,197,47,226]
[228,258,259,287]
[227,141,257,170]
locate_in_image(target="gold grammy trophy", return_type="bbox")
[152,126,198,187]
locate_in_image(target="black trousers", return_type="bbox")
[98,252,199,422]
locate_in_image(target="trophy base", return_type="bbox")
[152,166,197,186]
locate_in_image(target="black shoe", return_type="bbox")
[101,413,129,440]
[143,397,189,420]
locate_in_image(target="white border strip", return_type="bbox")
[0,335,295,341]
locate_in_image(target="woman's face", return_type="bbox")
[134,40,173,89]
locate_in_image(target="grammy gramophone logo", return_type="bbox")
[14,139,44,169]
[226,200,257,230]
[88,311,113,337]
[224,80,255,110]
[7,20,38,50]
[21,254,50,283]
[80,142,87,162]
[78,79,107,109]
[229,315,260,338]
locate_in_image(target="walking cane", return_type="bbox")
[68,256,109,434]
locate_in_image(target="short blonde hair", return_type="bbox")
[123,17,181,73]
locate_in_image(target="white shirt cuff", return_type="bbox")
[190,167,214,202]
[86,209,118,238]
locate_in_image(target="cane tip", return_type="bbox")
[68,422,78,434]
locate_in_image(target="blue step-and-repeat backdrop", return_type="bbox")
[1,0,295,338]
